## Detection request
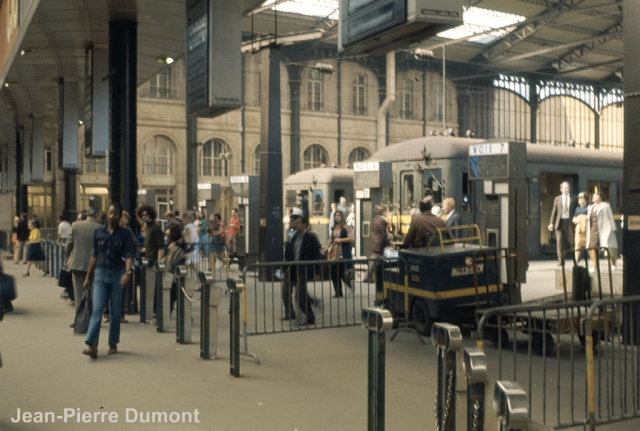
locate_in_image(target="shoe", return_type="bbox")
[107,346,118,355]
[69,323,75,328]
[152,313,157,318]
[280,314,297,321]
[120,318,128,323]
[83,345,98,359]
[362,278,375,283]
[611,265,617,271]
[332,294,344,298]
[304,317,315,325]
[103,316,109,323]
[589,267,595,274]
[22,273,29,277]
[4,306,13,313]
[43,271,49,276]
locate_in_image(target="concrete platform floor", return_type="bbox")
[0,258,638,431]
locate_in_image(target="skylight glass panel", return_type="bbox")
[263,0,339,20]
[437,6,526,44]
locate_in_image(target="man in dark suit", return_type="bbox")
[442,197,462,238]
[364,204,389,283]
[281,208,321,325]
[548,181,577,263]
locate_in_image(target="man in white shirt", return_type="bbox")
[548,181,577,263]
[57,215,71,245]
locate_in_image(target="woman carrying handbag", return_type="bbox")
[326,210,355,298]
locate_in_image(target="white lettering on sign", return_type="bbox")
[353,161,379,172]
[230,176,249,184]
[628,215,640,231]
[451,264,484,277]
[468,143,509,156]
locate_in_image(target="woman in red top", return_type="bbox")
[227,208,240,255]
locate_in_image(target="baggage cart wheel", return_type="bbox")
[532,332,555,356]
[411,299,431,335]
[485,327,509,349]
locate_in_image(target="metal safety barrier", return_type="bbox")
[184,242,230,283]
[228,278,244,377]
[198,271,224,360]
[42,239,66,278]
[140,259,155,323]
[432,323,464,431]
[155,262,171,332]
[475,294,640,430]
[174,265,194,344]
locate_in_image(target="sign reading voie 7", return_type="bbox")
[468,143,510,180]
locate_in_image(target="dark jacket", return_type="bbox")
[16,219,29,242]
[284,230,322,279]
[549,193,577,230]
[144,220,165,261]
[402,213,448,248]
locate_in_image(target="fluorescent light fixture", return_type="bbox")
[437,6,525,44]
[156,56,174,64]
[262,0,339,20]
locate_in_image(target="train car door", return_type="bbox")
[354,162,392,258]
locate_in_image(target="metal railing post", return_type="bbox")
[465,347,487,431]
[494,381,529,431]
[431,322,463,431]
[199,271,223,359]
[361,307,394,431]
[174,265,192,344]
[140,259,154,323]
[156,262,171,332]
[228,278,245,377]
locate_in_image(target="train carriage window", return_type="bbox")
[400,172,415,212]
[587,181,611,201]
[422,169,443,203]
[312,190,325,216]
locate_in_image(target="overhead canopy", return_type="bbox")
[0,0,624,145]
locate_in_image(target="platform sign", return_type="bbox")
[354,161,392,188]
[339,0,463,55]
[186,0,241,118]
[468,143,510,180]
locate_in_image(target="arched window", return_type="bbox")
[348,147,371,165]
[201,139,230,177]
[303,144,328,170]
[144,135,174,176]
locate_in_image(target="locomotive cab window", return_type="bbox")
[400,172,415,212]
[423,169,443,204]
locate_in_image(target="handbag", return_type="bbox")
[74,290,93,335]
[58,267,73,289]
[327,244,339,261]
[0,274,17,302]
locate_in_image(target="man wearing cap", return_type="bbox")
[66,208,102,318]
[281,208,320,325]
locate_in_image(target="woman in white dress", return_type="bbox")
[586,191,618,272]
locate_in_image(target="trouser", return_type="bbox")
[555,219,573,261]
[367,251,384,279]
[16,241,28,263]
[72,270,88,313]
[85,268,124,347]
[330,262,352,297]
[281,270,314,320]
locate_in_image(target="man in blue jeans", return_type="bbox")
[82,203,135,359]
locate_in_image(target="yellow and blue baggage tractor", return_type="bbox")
[379,226,521,335]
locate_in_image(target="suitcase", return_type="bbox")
[0,274,17,302]
[572,266,591,301]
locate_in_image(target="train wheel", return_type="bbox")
[411,300,431,336]
[383,300,399,329]
[531,332,555,356]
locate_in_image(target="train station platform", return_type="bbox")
[0,256,637,431]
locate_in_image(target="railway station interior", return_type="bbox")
[1,0,640,430]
